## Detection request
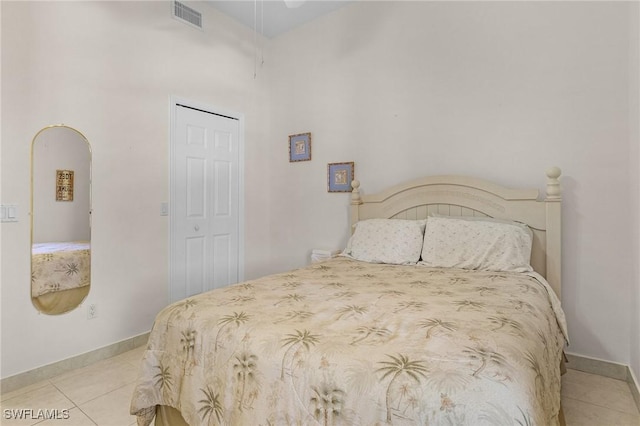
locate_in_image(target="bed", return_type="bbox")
[131,168,567,426]
[31,241,91,314]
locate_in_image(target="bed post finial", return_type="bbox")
[545,167,562,201]
[545,167,562,297]
[351,180,362,205]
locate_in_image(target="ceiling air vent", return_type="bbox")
[173,1,203,30]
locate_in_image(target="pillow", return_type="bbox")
[342,219,426,265]
[419,215,533,272]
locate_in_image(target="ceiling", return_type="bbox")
[206,1,351,38]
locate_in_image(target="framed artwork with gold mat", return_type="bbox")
[56,169,74,201]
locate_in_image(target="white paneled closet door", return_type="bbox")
[170,102,242,303]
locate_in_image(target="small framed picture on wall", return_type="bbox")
[327,162,354,192]
[289,132,312,162]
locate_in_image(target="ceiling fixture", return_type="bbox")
[254,0,264,79]
[253,0,307,78]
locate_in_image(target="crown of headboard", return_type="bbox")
[350,168,562,297]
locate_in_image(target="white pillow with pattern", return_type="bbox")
[342,219,426,265]
[420,215,533,272]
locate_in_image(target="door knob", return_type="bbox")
[194,225,200,231]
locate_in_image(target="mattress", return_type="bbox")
[31,241,91,298]
[131,256,568,426]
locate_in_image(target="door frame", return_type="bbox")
[169,96,245,302]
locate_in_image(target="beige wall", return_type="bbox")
[266,1,640,378]
[630,1,640,389]
[1,1,638,385]
[1,1,272,378]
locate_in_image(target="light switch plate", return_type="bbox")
[160,202,169,216]
[1,204,18,222]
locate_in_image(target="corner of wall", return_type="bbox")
[629,0,640,391]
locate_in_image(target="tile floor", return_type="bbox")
[1,345,639,425]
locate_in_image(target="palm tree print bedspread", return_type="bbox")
[131,257,568,426]
[31,242,90,297]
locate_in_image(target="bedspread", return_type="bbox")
[131,257,568,426]
[31,242,91,298]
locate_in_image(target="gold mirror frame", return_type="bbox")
[31,125,92,315]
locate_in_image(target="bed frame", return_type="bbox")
[350,167,562,298]
[147,168,564,426]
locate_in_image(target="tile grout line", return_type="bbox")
[72,380,137,407]
[562,394,640,417]
[48,380,93,425]
[47,378,100,426]
[73,379,139,426]
[564,353,640,413]
[73,405,99,426]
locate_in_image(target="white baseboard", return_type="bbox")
[0,332,149,395]
[565,352,640,411]
[629,366,640,414]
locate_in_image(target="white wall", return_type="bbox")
[267,1,639,375]
[2,0,638,385]
[1,1,272,378]
[630,1,640,388]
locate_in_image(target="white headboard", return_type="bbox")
[350,168,562,298]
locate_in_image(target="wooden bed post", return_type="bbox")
[350,180,362,233]
[545,167,562,298]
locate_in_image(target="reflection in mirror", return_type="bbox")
[31,125,91,315]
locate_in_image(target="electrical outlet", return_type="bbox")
[87,303,97,319]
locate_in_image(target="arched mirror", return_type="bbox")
[31,125,91,315]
